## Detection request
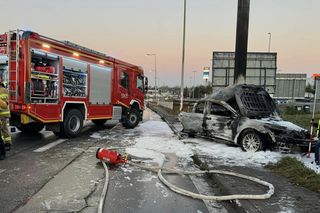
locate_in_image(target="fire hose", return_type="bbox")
[97,147,274,213]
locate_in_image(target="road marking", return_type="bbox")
[33,139,67,153]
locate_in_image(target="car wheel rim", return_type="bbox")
[69,116,80,133]
[242,133,260,152]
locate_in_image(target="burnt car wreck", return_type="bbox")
[179,84,311,152]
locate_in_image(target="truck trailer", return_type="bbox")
[0,30,147,137]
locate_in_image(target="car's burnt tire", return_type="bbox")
[92,119,107,126]
[240,130,263,152]
[61,109,83,138]
[123,108,140,129]
[17,123,44,134]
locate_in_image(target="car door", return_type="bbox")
[179,100,205,133]
[204,101,236,142]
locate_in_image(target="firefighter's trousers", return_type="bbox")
[0,118,11,145]
[0,138,5,159]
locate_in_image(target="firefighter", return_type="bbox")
[0,81,11,160]
[0,97,8,160]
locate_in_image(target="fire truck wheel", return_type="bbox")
[62,109,83,138]
[124,108,140,129]
[17,123,44,134]
[92,119,107,126]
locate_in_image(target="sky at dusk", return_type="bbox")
[0,0,319,86]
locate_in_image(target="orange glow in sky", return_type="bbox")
[1,0,319,86]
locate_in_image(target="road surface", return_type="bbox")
[0,109,226,213]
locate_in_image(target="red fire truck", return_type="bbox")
[0,30,147,137]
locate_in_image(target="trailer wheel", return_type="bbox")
[17,123,44,134]
[92,119,107,126]
[62,109,83,138]
[240,130,263,152]
[123,108,140,129]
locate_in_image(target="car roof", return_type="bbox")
[204,84,277,118]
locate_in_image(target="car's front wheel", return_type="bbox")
[240,130,263,152]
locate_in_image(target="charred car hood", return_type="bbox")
[210,84,277,118]
[254,117,306,132]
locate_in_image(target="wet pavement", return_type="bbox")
[0,122,115,213]
[0,109,228,213]
[102,109,225,213]
[4,104,319,213]
[149,103,320,213]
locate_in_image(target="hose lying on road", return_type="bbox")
[129,161,274,200]
[98,161,109,213]
[158,168,274,201]
[98,155,274,213]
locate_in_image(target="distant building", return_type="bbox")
[211,51,277,94]
[274,73,306,99]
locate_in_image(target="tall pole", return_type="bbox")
[192,70,196,99]
[268,32,271,52]
[154,54,157,101]
[234,0,250,85]
[146,54,157,101]
[308,77,318,158]
[180,0,186,111]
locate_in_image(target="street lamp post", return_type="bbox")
[268,32,271,52]
[146,54,157,101]
[180,0,187,111]
[192,70,196,99]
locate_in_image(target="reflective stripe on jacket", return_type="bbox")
[0,88,10,118]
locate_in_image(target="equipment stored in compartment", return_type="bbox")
[30,50,59,103]
[4,30,145,138]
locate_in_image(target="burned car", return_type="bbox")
[179,84,311,152]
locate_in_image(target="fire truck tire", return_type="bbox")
[17,123,44,134]
[123,108,139,129]
[62,109,83,138]
[92,119,107,126]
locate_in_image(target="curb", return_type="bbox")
[147,105,179,135]
[191,154,246,213]
[148,104,245,212]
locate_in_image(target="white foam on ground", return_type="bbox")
[126,147,166,166]
[110,109,320,174]
[183,137,283,167]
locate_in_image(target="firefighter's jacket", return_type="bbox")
[0,87,10,118]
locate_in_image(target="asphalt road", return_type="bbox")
[0,122,114,213]
[0,110,224,213]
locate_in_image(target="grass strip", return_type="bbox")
[268,156,320,193]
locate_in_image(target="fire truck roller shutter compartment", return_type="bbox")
[30,49,60,103]
[89,64,112,105]
[62,57,88,97]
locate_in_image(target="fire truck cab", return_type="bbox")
[0,30,147,138]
